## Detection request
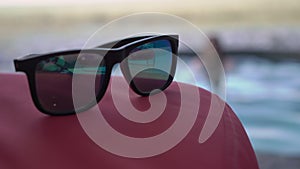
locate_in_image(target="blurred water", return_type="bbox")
[225,57,300,156]
[179,56,300,156]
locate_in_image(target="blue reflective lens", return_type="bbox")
[126,40,173,94]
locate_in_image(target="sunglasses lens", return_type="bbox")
[124,39,175,95]
[35,53,105,114]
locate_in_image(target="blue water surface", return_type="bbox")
[179,56,300,156]
[226,58,300,156]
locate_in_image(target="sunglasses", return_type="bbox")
[14,35,178,115]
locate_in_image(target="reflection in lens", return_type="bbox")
[124,39,174,94]
[35,53,105,114]
[131,68,170,94]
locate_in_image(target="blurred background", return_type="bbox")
[1,0,300,168]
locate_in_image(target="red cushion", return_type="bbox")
[0,73,258,169]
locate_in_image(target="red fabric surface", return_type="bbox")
[0,73,259,169]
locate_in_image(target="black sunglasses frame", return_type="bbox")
[14,35,178,115]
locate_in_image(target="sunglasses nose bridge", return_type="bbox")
[108,49,127,65]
